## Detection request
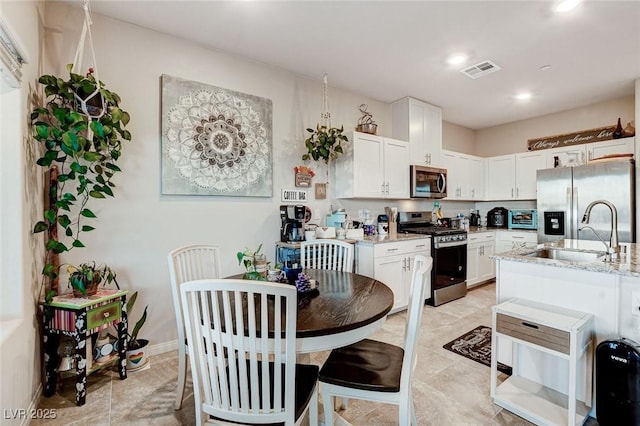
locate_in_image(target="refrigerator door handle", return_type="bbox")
[566,187,573,239]
[572,187,579,239]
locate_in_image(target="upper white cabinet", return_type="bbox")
[391,97,443,167]
[442,150,485,200]
[486,152,545,200]
[335,131,410,199]
[544,137,635,168]
[515,151,546,199]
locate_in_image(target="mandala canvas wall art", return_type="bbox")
[161,75,273,196]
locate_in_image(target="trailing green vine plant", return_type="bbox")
[302,124,348,164]
[31,64,131,301]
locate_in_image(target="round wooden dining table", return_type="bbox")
[227,269,394,354]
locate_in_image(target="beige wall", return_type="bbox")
[474,96,635,157]
[442,120,476,154]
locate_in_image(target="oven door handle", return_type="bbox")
[434,240,467,249]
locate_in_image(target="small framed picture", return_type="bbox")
[315,183,327,200]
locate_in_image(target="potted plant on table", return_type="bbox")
[67,261,119,297]
[237,243,267,280]
[125,291,149,371]
[30,64,131,302]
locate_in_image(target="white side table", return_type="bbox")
[491,298,594,426]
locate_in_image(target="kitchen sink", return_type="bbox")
[524,248,606,263]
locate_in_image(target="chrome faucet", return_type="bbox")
[579,200,619,260]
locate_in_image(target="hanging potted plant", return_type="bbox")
[302,124,348,164]
[301,73,348,165]
[31,64,131,302]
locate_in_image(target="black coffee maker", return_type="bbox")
[280,205,305,242]
[470,210,481,227]
[487,207,508,228]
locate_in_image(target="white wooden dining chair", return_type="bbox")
[180,278,319,426]
[318,254,433,426]
[168,245,221,410]
[299,239,354,272]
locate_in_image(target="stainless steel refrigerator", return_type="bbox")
[537,159,636,244]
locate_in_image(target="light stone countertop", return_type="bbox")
[356,233,431,245]
[491,238,640,277]
[468,226,538,234]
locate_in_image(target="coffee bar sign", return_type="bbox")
[527,125,616,151]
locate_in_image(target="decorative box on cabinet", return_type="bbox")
[391,96,443,167]
[491,298,594,426]
[356,239,430,312]
[334,131,410,199]
[42,289,128,406]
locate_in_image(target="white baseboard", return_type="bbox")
[147,339,177,356]
[24,383,42,426]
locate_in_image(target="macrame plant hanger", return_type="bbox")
[72,0,105,126]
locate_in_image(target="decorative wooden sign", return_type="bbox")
[295,172,312,187]
[527,125,616,151]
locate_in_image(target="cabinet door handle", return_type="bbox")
[401,258,406,271]
[407,257,411,271]
[381,183,385,194]
[386,182,390,195]
[386,248,399,252]
[472,188,475,198]
[516,187,519,198]
[511,188,514,198]
[415,244,426,248]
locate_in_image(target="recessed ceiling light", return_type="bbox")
[555,0,581,13]
[540,65,552,71]
[447,54,468,66]
[515,92,532,101]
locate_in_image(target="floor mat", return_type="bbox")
[442,325,512,375]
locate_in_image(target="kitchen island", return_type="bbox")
[491,239,640,418]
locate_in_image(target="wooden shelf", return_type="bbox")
[494,376,590,426]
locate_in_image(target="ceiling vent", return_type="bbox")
[461,60,501,79]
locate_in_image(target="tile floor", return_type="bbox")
[33,282,597,425]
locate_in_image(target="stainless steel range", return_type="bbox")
[398,211,467,306]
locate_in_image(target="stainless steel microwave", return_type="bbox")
[410,165,447,198]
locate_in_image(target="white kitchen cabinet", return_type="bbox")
[469,156,485,200]
[515,151,546,199]
[496,230,537,254]
[391,97,442,167]
[486,155,515,200]
[442,150,468,199]
[356,238,430,313]
[486,152,544,200]
[467,231,496,287]
[335,132,410,199]
[545,137,635,168]
[442,150,485,200]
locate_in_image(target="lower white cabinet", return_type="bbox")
[467,231,496,287]
[496,230,537,253]
[356,238,430,313]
